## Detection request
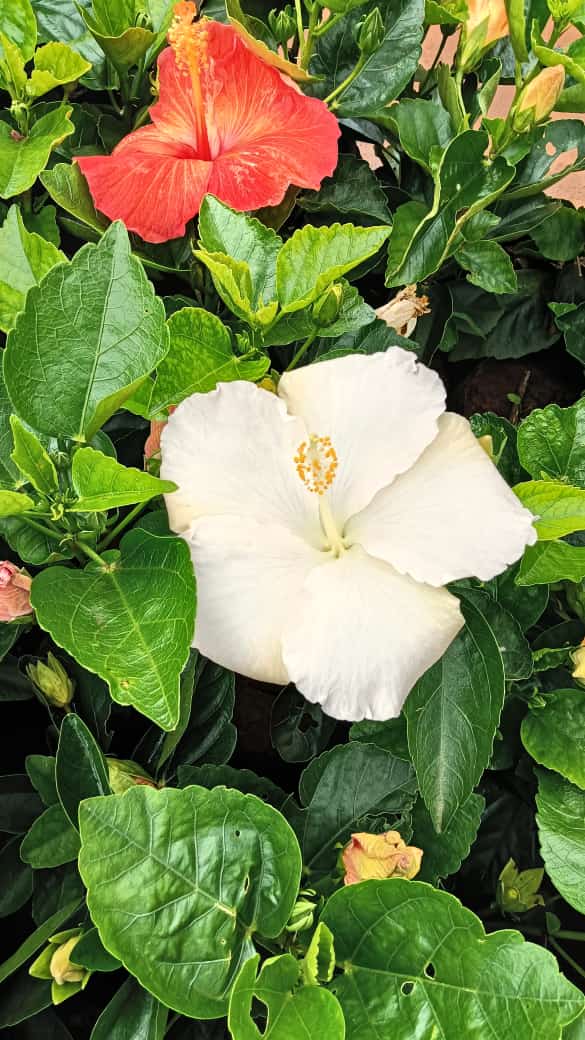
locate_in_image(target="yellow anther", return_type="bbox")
[294,434,338,496]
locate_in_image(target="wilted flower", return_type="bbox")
[497,858,545,914]
[107,757,158,793]
[376,285,430,338]
[161,351,535,721]
[342,831,423,885]
[514,66,566,130]
[77,2,339,242]
[0,561,32,622]
[26,653,74,710]
[145,406,176,461]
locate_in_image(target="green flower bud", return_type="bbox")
[284,889,318,933]
[312,283,344,328]
[356,7,384,58]
[26,653,74,710]
[107,757,157,794]
[268,5,297,47]
[29,928,92,1006]
[497,858,544,914]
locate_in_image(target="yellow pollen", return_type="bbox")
[168,2,210,156]
[294,434,338,496]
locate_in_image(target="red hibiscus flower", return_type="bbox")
[77,3,340,243]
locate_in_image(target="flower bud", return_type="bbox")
[29,928,92,1004]
[144,405,176,461]
[477,434,495,460]
[514,66,565,131]
[375,285,430,338]
[497,858,544,914]
[50,937,86,985]
[572,638,585,686]
[284,890,317,933]
[357,7,384,58]
[107,757,157,794]
[0,561,32,622]
[312,283,344,328]
[268,5,297,47]
[342,830,423,886]
[460,0,508,71]
[26,653,74,709]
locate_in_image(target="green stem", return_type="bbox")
[286,328,319,371]
[554,930,585,943]
[324,53,367,107]
[294,0,305,55]
[549,937,585,982]
[19,515,64,543]
[418,28,448,94]
[74,540,107,567]
[299,2,320,71]
[107,89,124,117]
[98,501,148,551]
[312,11,344,37]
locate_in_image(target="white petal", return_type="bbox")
[281,546,463,722]
[347,412,536,586]
[186,514,323,684]
[160,382,322,545]
[277,350,445,525]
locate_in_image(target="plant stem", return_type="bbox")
[549,937,585,982]
[98,501,148,551]
[554,930,585,943]
[107,89,124,117]
[20,515,64,542]
[324,54,367,107]
[312,11,344,37]
[286,329,319,371]
[74,541,107,567]
[299,2,320,71]
[294,0,305,56]
[418,29,449,94]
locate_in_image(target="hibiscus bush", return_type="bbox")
[4,0,585,1035]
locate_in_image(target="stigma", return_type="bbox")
[168,1,211,158]
[295,434,345,556]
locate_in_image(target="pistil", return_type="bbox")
[168,2,211,159]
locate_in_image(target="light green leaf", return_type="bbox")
[41,161,109,234]
[31,528,195,730]
[194,250,264,327]
[405,596,505,832]
[322,878,583,1039]
[523,691,585,789]
[55,714,110,827]
[89,978,167,1040]
[505,0,528,62]
[69,445,175,511]
[412,793,485,884]
[262,280,375,347]
[276,222,390,314]
[151,308,269,413]
[228,953,345,1040]
[27,41,92,98]
[0,0,37,60]
[10,416,58,495]
[4,221,169,440]
[517,540,585,585]
[299,154,392,223]
[0,107,74,198]
[297,742,417,880]
[518,401,585,487]
[0,205,64,332]
[78,785,302,1018]
[20,803,80,868]
[457,240,518,294]
[82,0,159,71]
[0,31,27,99]
[514,480,585,539]
[199,195,281,307]
[0,490,35,516]
[303,922,336,985]
[537,769,585,915]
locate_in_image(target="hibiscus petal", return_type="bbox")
[281,545,463,722]
[278,350,446,527]
[186,514,323,683]
[77,127,211,242]
[149,46,202,149]
[160,381,322,545]
[347,412,536,586]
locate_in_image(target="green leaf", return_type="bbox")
[505,0,528,62]
[514,480,585,539]
[552,300,585,365]
[26,754,58,806]
[27,41,92,98]
[322,878,583,1039]
[78,785,302,1018]
[303,921,336,985]
[0,205,64,332]
[0,775,42,833]
[31,0,107,91]
[20,803,80,868]
[297,742,416,880]
[484,558,548,629]
[10,416,58,495]
[312,0,425,118]
[198,195,281,307]
[263,280,374,348]
[537,769,585,915]
[299,154,392,223]
[508,120,585,199]
[228,953,345,1040]
[522,691,585,789]
[457,240,518,294]
[4,221,169,440]
[31,529,195,731]
[90,978,167,1040]
[0,899,80,984]
[0,107,74,198]
[456,586,532,680]
[194,250,267,327]
[156,649,197,770]
[404,596,505,832]
[517,540,585,585]
[41,161,109,234]
[412,793,485,884]
[0,489,35,515]
[518,400,585,487]
[0,0,37,60]
[0,967,51,1027]
[0,836,32,917]
[529,206,585,262]
[350,715,410,761]
[69,445,175,511]
[55,714,110,827]
[151,308,269,413]
[167,658,236,770]
[469,412,524,487]
[276,222,390,313]
[176,763,293,816]
[385,97,453,174]
[71,926,120,973]
[271,686,337,764]
[386,131,515,287]
[82,14,157,72]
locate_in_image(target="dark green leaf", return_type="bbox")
[412,793,484,884]
[90,978,167,1040]
[523,691,585,789]
[457,240,518,294]
[31,862,84,925]
[518,401,585,487]
[0,774,43,833]
[25,755,57,806]
[169,659,236,770]
[350,715,410,761]
[0,898,81,983]
[299,154,391,223]
[20,803,80,867]
[0,836,32,916]
[0,968,51,1027]
[530,206,585,261]
[270,686,336,763]
[71,926,120,973]
[56,714,110,827]
[41,161,109,234]
[484,559,548,628]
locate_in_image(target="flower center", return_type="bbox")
[168,2,211,160]
[294,434,345,556]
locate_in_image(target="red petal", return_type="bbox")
[149,46,201,151]
[77,127,212,242]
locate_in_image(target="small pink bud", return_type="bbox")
[0,562,33,622]
[144,406,176,460]
[341,830,423,886]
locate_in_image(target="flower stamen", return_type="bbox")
[168,1,211,159]
[295,434,345,555]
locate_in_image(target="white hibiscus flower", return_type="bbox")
[160,350,535,722]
